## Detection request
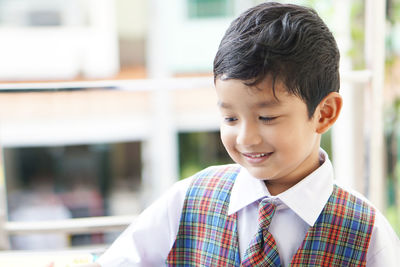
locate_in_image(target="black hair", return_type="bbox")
[213,2,340,118]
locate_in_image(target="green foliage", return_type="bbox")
[386,205,400,236]
[178,131,233,179]
[386,1,400,234]
[388,0,400,24]
[395,1,400,22]
[384,100,400,234]
[321,129,332,159]
[348,0,365,70]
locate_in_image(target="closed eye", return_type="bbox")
[259,116,277,123]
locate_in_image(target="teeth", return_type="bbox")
[249,153,266,158]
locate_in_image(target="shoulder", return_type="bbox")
[333,183,400,265]
[366,209,400,266]
[192,164,241,178]
[332,183,376,215]
[150,164,241,217]
[186,164,241,195]
[161,164,241,197]
[333,181,398,232]
[137,164,241,230]
[145,164,240,206]
[319,184,376,239]
[190,164,241,184]
[97,165,241,266]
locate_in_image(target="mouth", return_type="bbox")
[243,153,269,158]
[242,152,273,163]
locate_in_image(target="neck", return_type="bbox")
[264,153,322,196]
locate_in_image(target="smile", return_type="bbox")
[244,153,268,158]
[242,152,273,162]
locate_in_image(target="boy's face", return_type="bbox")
[216,76,321,194]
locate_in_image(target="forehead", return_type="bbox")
[215,76,290,106]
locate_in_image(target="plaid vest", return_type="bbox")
[166,165,375,266]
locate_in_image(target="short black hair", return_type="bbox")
[213,2,340,118]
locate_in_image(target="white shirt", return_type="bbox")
[98,151,400,266]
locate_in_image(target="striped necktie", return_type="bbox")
[241,198,281,266]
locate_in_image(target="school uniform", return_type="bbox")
[97,150,400,266]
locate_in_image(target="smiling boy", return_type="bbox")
[96,2,400,266]
[216,76,332,196]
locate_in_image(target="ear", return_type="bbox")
[315,92,342,134]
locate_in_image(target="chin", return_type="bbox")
[246,168,272,180]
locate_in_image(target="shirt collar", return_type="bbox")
[228,149,334,226]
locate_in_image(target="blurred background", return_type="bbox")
[0,0,398,254]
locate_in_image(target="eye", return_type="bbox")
[259,116,277,123]
[224,117,238,123]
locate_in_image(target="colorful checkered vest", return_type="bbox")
[166,165,376,266]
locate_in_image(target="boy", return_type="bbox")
[95,2,399,266]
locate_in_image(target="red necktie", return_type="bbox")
[241,198,281,266]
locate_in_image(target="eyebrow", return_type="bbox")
[256,100,280,108]
[217,100,280,109]
[217,101,231,109]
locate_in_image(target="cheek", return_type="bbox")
[220,126,235,150]
[281,123,316,152]
[264,125,303,155]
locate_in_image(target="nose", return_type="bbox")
[236,122,262,146]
